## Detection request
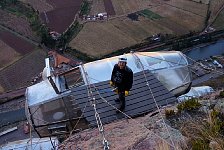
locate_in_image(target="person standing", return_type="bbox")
[110,56,133,112]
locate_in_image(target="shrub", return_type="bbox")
[210,110,224,134]
[165,109,175,118]
[219,90,224,98]
[191,139,210,150]
[177,98,201,112]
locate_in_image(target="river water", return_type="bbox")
[184,39,224,60]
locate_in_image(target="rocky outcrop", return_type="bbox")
[59,110,187,150]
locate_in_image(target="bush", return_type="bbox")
[219,90,224,98]
[177,98,201,112]
[165,109,175,118]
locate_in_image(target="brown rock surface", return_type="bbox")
[59,110,186,150]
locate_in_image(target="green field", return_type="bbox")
[138,9,162,20]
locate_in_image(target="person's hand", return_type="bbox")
[125,91,129,96]
[114,89,118,94]
[109,81,114,86]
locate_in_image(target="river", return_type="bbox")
[184,39,224,60]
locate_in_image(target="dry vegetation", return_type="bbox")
[0,40,21,70]
[150,4,205,32]
[89,0,106,15]
[0,10,39,41]
[18,0,53,12]
[0,85,4,93]
[69,16,173,57]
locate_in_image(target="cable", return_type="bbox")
[80,63,110,150]
[132,52,177,149]
[60,100,89,150]
[89,76,176,148]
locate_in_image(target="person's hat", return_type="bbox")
[118,56,127,63]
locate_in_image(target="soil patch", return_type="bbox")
[40,0,82,33]
[103,0,116,15]
[19,0,53,13]
[0,50,46,91]
[0,40,21,70]
[46,0,83,9]
[0,30,35,55]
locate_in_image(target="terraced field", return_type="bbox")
[0,10,39,41]
[40,0,83,33]
[0,50,46,92]
[19,0,53,12]
[0,30,35,55]
[69,16,173,57]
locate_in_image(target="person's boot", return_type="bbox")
[116,101,125,113]
[114,98,120,104]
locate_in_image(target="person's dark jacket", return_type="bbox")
[111,64,133,91]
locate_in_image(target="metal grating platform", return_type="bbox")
[70,70,177,126]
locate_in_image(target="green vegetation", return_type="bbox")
[79,0,91,16]
[210,110,224,134]
[138,9,162,20]
[65,47,96,63]
[56,21,83,49]
[177,98,201,112]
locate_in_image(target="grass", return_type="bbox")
[138,9,162,20]
[180,116,224,150]
[177,98,201,112]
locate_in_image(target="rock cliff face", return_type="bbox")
[58,90,224,150]
[59,110,187,150]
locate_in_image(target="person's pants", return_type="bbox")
[118,91,125,111]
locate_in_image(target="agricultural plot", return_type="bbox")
[155,18,189,35]
[138,9,162,20]
[40,7,79,33]
[163,0,208,17]
[46,0,82,8]
[69,16,173,57]
[0,30,35,55]
[0,40,21,70]
[0,10,39,41]
[212,9,224,30]
[19,0,53,12]
[103,0,115,15]
[89,0,106,15]
[209,0,224,23]
[40,0,82,33]
[111,0,161,15]
[150,4,205,32]
[0,49,46,92]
